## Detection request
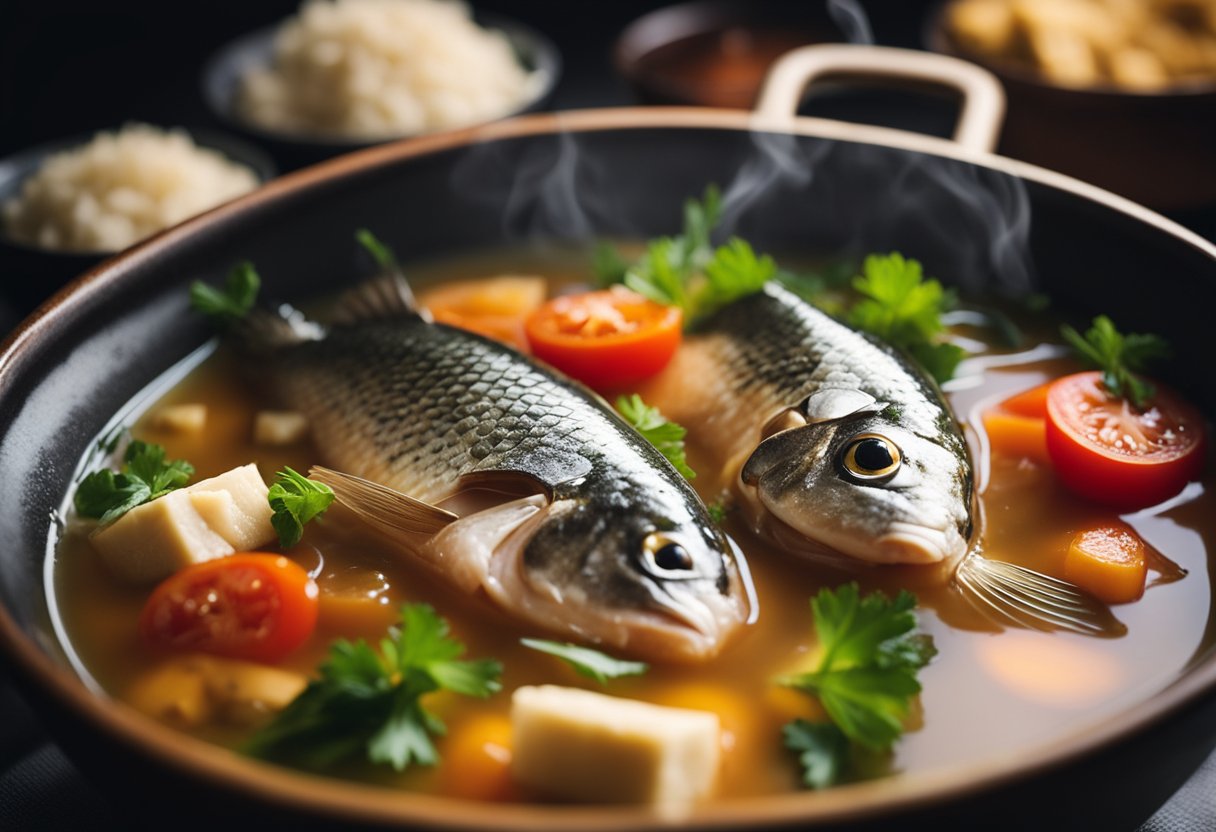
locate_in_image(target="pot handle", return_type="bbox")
[756,45,1006,154]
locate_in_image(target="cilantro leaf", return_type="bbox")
[783,720,850,790]
[521,638,649,684]
[599,186,775,327]
[779,583,935,752]
[615,394,695,479]
[74,439,194,524]
[847,252,961,383]
[247,603,502,772]
[356,228,399,271]
[1060,315,1170,409]
[707,501,727,524]
[267,467,335,549]
[190,262,260,326]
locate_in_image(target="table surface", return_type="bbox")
[2,1,1215,828]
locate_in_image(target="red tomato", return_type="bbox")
[1045,372,1207,509]
[140,554,319,663]
[523,288,682,391]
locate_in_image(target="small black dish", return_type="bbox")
[0,128,275,317]
[201,13,562,172]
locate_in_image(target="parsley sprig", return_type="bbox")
[267,467,335,548]
[847,252,964,384]
[521,638,648,684]
[247,604,502,771]
[1061,315,1169,409]
[596,187,775,326]
[189,262,260,326]
[778,583,936,789]
[616,394,695,479]
[74,439,195,524]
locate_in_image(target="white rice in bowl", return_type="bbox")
[2,124,260,254]
[239,0,541,139]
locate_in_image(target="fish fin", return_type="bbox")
[308,465,458,536]
[456,469,550,498]
[228,304,324,355]
[741,423,822,486]
[955,552,1127,637]
[330,273,427,326]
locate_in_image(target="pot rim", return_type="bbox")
[2,106,1215,830]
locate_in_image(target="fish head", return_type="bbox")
[485,481,754,663]
[741,408,972,566]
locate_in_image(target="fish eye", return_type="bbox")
[640,532,697,578]
[840,433,902,481]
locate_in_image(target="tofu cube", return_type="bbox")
[510,685,720,819]
[90,463,275,584]
[254,410,310,445]
[151,403,207,434]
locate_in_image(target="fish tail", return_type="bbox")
[955,552,1127,637]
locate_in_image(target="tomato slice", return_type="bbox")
[140,553,319,663]
[523,288,682,391]
[1045,371,1207,509]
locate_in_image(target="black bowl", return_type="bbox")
[1,110,1215,830]
[201,13,562,171]
[0,127,276,316]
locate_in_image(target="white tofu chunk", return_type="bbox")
[89,463,275,584]
[510,685,720,819]
[151,403,207,434]
[186,464,276,551]
[254,410,310,445]
[90,489,233,584]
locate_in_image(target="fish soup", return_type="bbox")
[50,242,1215,808]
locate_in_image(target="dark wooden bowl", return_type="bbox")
[2,108,1215,831]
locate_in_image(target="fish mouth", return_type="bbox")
[474,500,751,663]
[742,480,965,567]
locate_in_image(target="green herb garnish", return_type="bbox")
[616,394,695,479]
[783,720,850,790]
[847,252,965,383]
[707,501,727,524]
[521,638,648,684]
[1061,315,1170,409]
[778,583,935,788]
[268,467,335,548]
[247,604,501,771]
[74,440,194,524]
[356,228,399,270]
[190,262,260,326]
[600,186,776,326]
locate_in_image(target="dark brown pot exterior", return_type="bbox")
[2,111,1215,831]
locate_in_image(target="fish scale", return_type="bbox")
[273,321,674,507]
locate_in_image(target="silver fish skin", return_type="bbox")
[647,282,973,567]
[239,280,752,662]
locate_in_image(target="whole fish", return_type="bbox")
[234,275,755,662]
[646,282,1117,635]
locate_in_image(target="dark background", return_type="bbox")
[1,0,1214,829]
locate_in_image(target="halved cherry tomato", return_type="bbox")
[140,554,319,663]
[523,288,682,391]
[1045,371,1206,509]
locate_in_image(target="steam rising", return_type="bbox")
[445,3,1036,298]
[828,0,875,45]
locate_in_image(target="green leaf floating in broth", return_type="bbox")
[74,439,194,524]
[189,261,261,327]
[615,394,695,480]
[521,638,648,684]
[1060,314,1170,409]
[247,603,502,772]
[267,466,335,549]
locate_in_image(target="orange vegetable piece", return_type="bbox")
[982,382,1052,462]
[1063,525,1148,604]
[419,276,547,350]
[438,713,517,802]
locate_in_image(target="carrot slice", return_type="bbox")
[1063,525,1148,604]
[982,409,1049,463]
[419,276,547,351]
[999,382,1050,418]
